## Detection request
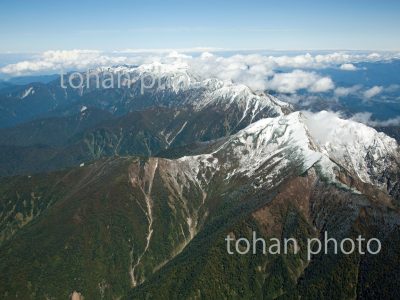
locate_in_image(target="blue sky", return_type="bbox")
[0,0,399,52]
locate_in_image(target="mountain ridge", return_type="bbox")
[0,64,399,299]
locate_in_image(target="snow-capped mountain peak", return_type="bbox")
[303,110,399,188]
[173,110,399,198]
[91,63,288,122]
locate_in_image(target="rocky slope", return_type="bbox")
[0,107,399,299]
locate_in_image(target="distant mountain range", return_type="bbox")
[0,63,399,299]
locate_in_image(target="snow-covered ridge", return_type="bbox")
[87,63,398,192]
[172,112,322,190]
[96,62,248,94]
[215,112,321,177]
[173,111,399,193]
[94,62,289,120]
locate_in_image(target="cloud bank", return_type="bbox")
[334,85,362,97]
[0,50,399,94]
[351,112,400,127]
[339,63,357,71]
[266,70,334,93]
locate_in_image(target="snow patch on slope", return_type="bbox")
[20,87,34,99]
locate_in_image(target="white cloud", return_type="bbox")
[266,70,334,93]
[0,50,398,94]
[265,51,390,69]
[385,84,400,93]
[302,111,347,144]
[2,50,398,77]
[334,85,362,97]
[367,53,381,59]
[351,112,400,127]
[271,53,315,68]
[187,53,274,91]
[0,50,131,76]
[339,63,357,71]
[309,77,335,92]
[363,86,383,99]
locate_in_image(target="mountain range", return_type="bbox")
[0,63,399,299]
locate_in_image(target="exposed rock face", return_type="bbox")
[71,291,83,300]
